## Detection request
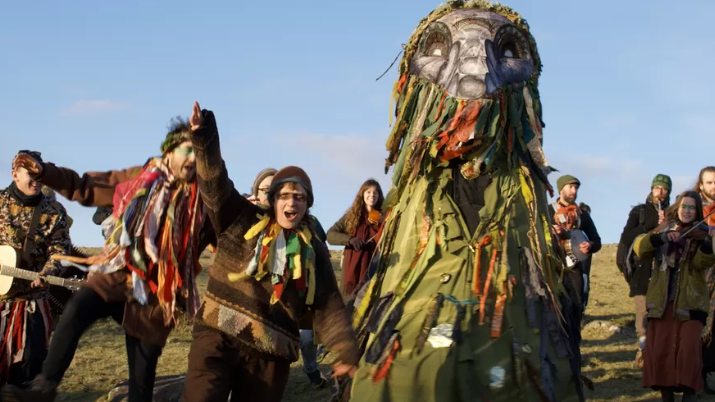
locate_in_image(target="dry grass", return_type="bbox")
[55,246,713,401]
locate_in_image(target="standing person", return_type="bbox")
[549,175,602,314]
[181,102,359,402]
[0,150,72,387]
[616,174,671,368]
[694,166,715,393]
[246,167,329,389]
[634,190,713,402]
[2,117,216,402]
[327,179,384,297]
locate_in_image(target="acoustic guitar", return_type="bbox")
[0,245,83,295]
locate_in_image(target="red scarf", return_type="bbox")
[553,201,581,232]
[702,193,715,226]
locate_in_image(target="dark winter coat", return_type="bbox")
[617,196,661,297]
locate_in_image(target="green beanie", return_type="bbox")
[557,175,580,192]
[651,174,672,192]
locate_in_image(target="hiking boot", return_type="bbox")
[0,375,58,402]
[307,369,329,389]
[633,349,644,369]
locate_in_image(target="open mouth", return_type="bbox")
[284,211,298,221]
[183,166,195,176]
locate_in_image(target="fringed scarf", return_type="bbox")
[0,300,52,381]
[552,202,581,232]
[228,215,316,306]
[384,75,550,204]
[78,158,204,325]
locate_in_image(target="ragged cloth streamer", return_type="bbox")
[347,1,582,402]
[230,215,316,306]
[58,158,205,326]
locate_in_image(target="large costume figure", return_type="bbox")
[348,2,583,401]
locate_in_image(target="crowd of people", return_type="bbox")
[0,101,713,402]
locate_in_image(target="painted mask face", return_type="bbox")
[678,197,697,224]
[166,141,197,182]
[274,183,308,229]
[410,9,534,99]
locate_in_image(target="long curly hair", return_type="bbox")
[656,190,704,232]
[344,179,385,236]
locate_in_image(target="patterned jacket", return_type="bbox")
[0,188,72,300]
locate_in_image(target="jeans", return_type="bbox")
[42,287,163,402]
[300,330,319,374]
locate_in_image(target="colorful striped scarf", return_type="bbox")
[83,158,204,325]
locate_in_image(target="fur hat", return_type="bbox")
[252,168,277,197]
[268,166,313,207]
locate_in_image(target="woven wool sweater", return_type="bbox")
[190,111,360,365]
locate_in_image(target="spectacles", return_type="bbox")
[680,205,697,211]
[258,187,270,195]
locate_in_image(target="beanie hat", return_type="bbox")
[651,174,672,192]
[556,175,580,192]
[252,168,277,197]
[268,166,314,207]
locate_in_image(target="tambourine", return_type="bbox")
[563,229,589,268]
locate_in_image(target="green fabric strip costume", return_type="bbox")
[348,2,583,401]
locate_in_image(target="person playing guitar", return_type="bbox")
[0,150,72,387]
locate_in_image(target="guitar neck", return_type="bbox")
[0,264,67,287]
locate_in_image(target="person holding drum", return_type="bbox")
[549,175,602,325]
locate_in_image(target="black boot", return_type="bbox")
[0,375,58,402]
[660,389,675,402]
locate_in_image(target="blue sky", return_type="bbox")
[1,0,713,248]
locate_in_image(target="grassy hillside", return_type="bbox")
[54,246,712,402]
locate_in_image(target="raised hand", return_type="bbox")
[190,101,204,131]
[12,153,43,177]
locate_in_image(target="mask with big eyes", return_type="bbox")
[409,9,535,99]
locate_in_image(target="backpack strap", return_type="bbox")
[638,204,647,232]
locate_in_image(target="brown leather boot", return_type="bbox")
[0,375,58,402]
